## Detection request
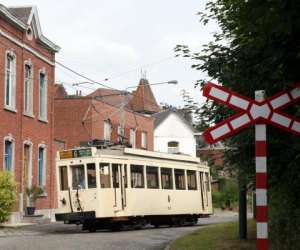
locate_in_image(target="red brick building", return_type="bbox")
[0,5,60,222]
[54,84,154,150]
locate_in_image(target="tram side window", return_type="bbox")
[87,163,96,188]
[205,172,210,192]
[59,166,68,191]
[146,166,159,189]
[112,164,120,188]
[161,168,173,189]
[99,163,111,188]
[187,170,197,190]
[124,164,128,188]
[131,165,144,188]
[71,165,85,189]
[175,169,186,190]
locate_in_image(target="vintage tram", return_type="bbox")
[55,147,212,231]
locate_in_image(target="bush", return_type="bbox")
[212,178,238,209]
[0,171,16,223]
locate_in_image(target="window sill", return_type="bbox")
[4,106,17,113]
[23,112,35,119]
[38,117,48,123]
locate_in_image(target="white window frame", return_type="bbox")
[24,60,34,117]
[104,120,111,141]
[4,50,17,112]
[37,144,47,188]
[129,128,136,148]
[141,131,147,149]
[3,135,15,173]
[38,69,48,122]
[168,141,179,154]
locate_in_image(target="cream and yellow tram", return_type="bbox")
[55,147,212,231]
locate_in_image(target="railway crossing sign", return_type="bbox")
[202,82,300,250]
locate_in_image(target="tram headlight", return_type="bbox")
[60,197,66,205]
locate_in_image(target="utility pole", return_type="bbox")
[119,91,127,144]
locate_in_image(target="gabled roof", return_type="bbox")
[129,79,160,114]
[88,88,133,108]
[7,6,31,24]
[153,109,195,132]
[0,4,60,52]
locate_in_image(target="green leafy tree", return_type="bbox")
[175,0,300,248]
[0,171,16,223]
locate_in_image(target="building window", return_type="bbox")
[161,168,173,189]
[104,120,111,141]
[4,138,14,171]
[146,166,159,189]
[129,128,136,148]
[131,165,144,188]
[168,141,179,154]
[187,170,197,190]
[38,146,46,187]
[174,169,186,190]
[24,63,33,115]
[5,51,16,110]
[141,132,147,149]
[39,71,47,121]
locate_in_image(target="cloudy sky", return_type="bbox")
[4,0,219,107]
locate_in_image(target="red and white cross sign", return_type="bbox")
[202,82,300,250]
[202,82,300,144]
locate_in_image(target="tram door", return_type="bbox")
[199,172,205,211]
[70,163,98,212]
[112,164,126,212]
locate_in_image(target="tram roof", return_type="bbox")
[94,147,202,164]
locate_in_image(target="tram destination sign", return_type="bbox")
[59,148,92,159]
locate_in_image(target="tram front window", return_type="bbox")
[87,163,96,188]
[100,163,111,188]
[71,165,86,189]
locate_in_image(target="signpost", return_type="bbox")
[202,82,300,250]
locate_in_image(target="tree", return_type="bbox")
[0,171,16,223]
[175,0,300,248]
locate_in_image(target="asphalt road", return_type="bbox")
[0,212,239,250]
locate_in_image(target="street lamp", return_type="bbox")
[125,80,178,90]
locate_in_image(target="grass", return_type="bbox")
[170,220,256,250]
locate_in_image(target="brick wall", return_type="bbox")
[54,97,154,150]
[0,14,57,212]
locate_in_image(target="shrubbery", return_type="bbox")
[0,171,16,223]
[212,178,238,210]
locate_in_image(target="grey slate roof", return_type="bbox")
[153,109,195,132]
[8,7,32,24]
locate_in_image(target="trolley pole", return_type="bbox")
[255,90,268,250]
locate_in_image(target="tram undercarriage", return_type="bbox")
[55,212,203,232]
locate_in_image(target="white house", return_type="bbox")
[153,109,197,157]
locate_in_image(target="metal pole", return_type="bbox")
[255,90,268,250]
[119,92,126,143]
[239,183,247,239]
